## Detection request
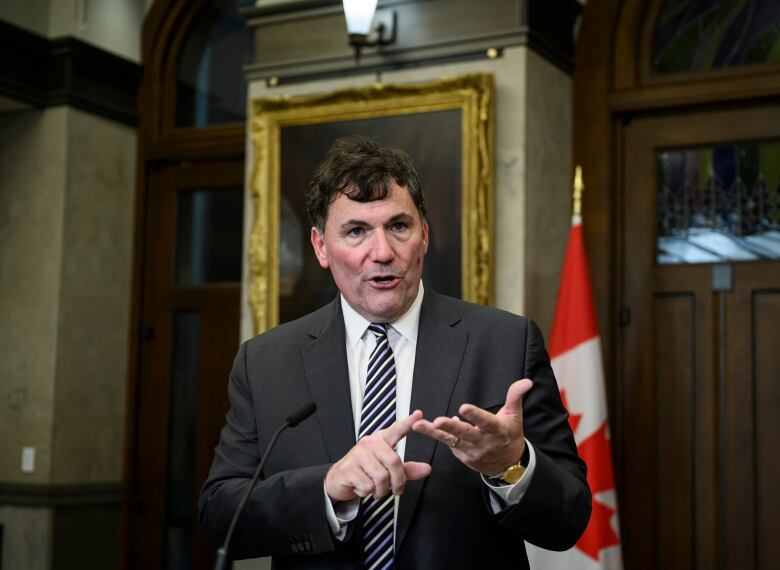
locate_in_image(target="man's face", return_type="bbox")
[311,182,429,323]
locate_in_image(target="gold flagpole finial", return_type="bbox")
[573,165,584,219]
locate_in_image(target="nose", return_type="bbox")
[369,229,395,263]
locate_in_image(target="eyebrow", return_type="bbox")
[339,212,413,229]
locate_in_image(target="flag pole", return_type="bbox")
[573,165,584,223]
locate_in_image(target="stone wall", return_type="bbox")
[0,106,135,570]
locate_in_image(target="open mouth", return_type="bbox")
[368,275,400,287]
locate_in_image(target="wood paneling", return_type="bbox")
[654,294,695,570]
[126,3,248,568]
[130,160,243,570]
[754,290,780,570]
[659,267,719,568]
[577,1,780,568]
[620,103,780,568]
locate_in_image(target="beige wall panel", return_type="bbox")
[0,105,135,486]
[0,108,68,484]
[48,0,146,61]
[253,0,521,69]
[1,0,146,62]
[51,107,135,484]
[1,0,147,61]
[0,0,50,36]
[0,506,52,570]
[523,49,572,335]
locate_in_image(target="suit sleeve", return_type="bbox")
[487,319,592,550]
[197,341,337,560]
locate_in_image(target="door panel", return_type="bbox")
[654,293,694,570]
[131,160,243,570]
[723,263,780,570]
[621,105,780,570]
[754,290,780,569]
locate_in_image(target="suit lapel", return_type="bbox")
[301,299,356,463]
[396,291,468,552]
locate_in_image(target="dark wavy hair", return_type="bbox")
[305,136,427,231]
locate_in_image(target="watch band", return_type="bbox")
[488,443,530,485]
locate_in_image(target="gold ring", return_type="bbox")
[450,436,459,448]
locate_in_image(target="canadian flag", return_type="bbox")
[526,214,623,569]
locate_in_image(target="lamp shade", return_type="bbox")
[342,0,378,35]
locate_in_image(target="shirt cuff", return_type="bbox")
[482,439,537,513]
[323,483,360,540]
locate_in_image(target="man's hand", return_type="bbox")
[325,410,432,502]
[412,379,533,476]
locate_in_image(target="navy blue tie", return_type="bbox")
[359,323,397,570]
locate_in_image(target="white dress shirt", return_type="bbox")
[324,282,537,537]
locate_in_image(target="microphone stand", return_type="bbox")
[213,402,316,570]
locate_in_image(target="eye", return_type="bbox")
[346,226,364,237]
[391,221,408,232]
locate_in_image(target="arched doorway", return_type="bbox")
[576,1,780,568]
[124,1,254,568]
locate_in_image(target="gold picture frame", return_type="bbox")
[248,73,494,334]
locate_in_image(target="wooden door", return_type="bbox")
[129,160,244,570]
[620,104,780,570]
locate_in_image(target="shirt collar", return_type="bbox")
[341,281,425,349]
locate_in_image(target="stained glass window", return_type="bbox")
[653,0,780,75]
[176,0,255,128]
[656,141,780,264]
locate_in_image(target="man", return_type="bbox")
[199,136,590,569]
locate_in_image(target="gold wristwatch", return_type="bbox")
[492,462,526,484]
[489,446,530,484]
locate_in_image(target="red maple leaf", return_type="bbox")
[577,496,619,560]
[559,389,582,434]
[559,390,620,560]
[576,422,621,560]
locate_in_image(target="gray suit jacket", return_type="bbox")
[199,290,590,569]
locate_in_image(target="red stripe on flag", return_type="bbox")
[549,223,599,358]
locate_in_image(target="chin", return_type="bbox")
[362,288,413,321]
[366,302,404,322]
[369,307,401,321]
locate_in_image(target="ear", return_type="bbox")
[310,226,330,269]
[421,220,429,254]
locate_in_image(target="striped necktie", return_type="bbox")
[359,323,397,570]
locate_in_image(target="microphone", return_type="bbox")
[213,401,317,570]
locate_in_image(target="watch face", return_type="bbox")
[502,464,525,484]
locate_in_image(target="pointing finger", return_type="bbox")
[381,409,423,448]
[391,462,431,497]
[403,461,431,481]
